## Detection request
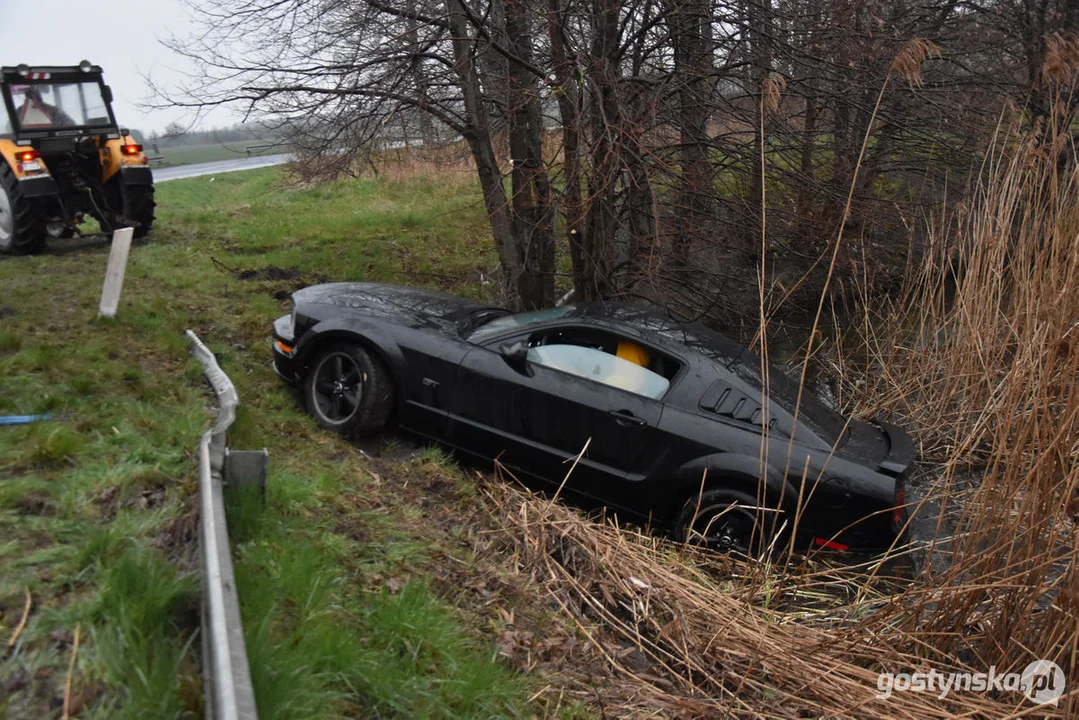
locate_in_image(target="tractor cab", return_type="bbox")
[1,63,119,140]
[0,62,155,254]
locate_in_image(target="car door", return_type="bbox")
[395,327,475,441]
[446,327,669,504]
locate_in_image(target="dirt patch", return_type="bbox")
[13,490,55,516]
[211,256,326,283]
[210,257,329,300]
[126,484,168,511]
[237,265,302,282]
[94,485,120,520]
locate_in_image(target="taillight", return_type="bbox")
[16,149,40,162]
[121,143,143,156]
[893,481,906,526]
[813,537,850,551]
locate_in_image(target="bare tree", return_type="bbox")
[159,0,1078,324]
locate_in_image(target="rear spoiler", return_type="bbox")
[876,420,916,477]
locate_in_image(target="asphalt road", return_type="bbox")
[154,153,291,183]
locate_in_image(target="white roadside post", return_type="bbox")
[98,226,135,318]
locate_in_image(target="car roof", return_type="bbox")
[564,301,748,364]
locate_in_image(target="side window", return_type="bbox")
[519,326,680,399]
[527,345,671,399]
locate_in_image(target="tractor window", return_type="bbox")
[8,82,110,130]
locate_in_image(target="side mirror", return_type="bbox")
[102,85,113,104]
[498,340,532,375]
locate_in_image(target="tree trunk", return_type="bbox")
[505,0,555,308]
[445,0,527,308]
[670,0,716,265]
[745,0,772,256]
[796,90,817,240]
[578,0,623,301]
[546,0,588,296]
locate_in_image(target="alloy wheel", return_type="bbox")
[689,501,761,554]
[311,352,364,423]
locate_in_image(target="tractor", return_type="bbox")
[0,61,155,254]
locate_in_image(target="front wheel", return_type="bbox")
[673,487,784,556]
[303,342,394,438]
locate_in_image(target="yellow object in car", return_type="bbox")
[616,341,650,367]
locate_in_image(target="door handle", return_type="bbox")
[609,409,648,427]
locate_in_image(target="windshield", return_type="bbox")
[467,306,572,342]
[5,81,112,132]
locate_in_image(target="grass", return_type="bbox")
[151,142,286,168]
[4,90,1077,717]
[0,166,535,718]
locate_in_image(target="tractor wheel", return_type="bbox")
[104,178,156,238]
[122,182,156,238]
[0,163,47,255]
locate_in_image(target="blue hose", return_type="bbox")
[0,414,52,426]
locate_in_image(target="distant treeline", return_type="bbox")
[128,122,281,150]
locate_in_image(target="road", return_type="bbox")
[154,153,291,183]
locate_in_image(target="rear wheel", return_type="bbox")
[673,487,784,556]
[0,163,47,255]
[122,182,156,238]
[103,178,156,238]
[303,342,394,438]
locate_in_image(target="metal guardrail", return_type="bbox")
[187,329,259,720]
[244,143,289,156]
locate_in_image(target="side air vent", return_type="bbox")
[699,380,775,428]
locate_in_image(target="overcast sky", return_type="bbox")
[1,0,232,134]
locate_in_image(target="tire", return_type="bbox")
[120,181,156,238]
[303,342,394,438]
[0,163,47,255]
[103,178,156,238]
[673,487,785,556]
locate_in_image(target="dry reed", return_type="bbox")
[474,44,1079,718]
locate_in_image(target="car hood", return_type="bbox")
[293,282,497,331]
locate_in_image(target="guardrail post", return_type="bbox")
[98,227,135,318]
[224,448,269,504]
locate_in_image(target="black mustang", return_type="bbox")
[272,282,915,554]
